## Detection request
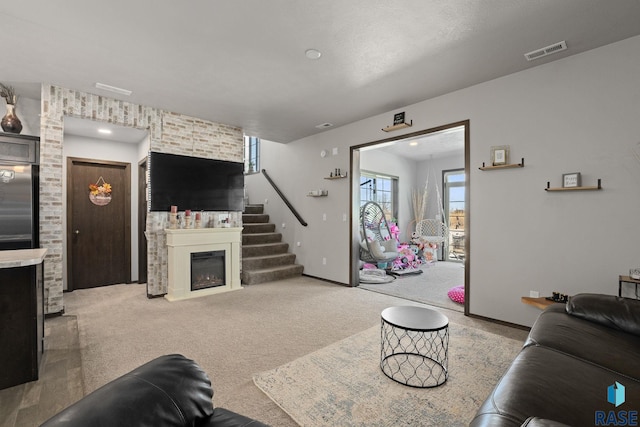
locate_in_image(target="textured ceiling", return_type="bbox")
[2,1,640,143]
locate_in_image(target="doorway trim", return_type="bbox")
[349,120,470,315]
[138,158,148,285]
[66,157,132,291]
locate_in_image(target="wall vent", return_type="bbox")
[524,41,567,61]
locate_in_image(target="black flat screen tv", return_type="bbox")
[149,151,244,212]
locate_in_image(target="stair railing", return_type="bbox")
[261,169,308,227]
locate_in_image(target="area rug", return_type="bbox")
[253,323,522,427]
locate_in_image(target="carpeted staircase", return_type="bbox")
[242,204,304,284]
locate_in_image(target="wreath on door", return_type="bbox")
[89,176,112,206]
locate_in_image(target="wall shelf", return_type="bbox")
[479,158,525,170]
[382,120,412,132]
[307,190,328,197]
[545,179,602,191]
[324,175,347,180]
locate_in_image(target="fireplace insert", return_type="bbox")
[191,251,225,291]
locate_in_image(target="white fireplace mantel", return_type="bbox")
[165,227,243,301]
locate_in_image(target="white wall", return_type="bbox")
[62,133,148,288]
[247,35,640,327]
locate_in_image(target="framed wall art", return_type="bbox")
[491,145,510,166]
[562,172,581,188]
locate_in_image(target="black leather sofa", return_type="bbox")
[469,293,640,427]
[40,354,269,427]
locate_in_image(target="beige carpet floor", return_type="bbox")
[254,323,523,426]
[62,276,528,426]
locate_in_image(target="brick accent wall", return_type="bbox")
[40,85,243,314]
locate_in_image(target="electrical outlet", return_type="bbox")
[296,242,301,247]
[342,213,347,222]
[322,257,327,265]
[529,290,540,298]
[264,198,268,204]
[282,223,286,229]
[322,213,327,221]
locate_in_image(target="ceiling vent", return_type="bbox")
[524,41,567,61]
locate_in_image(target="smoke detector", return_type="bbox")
[524,41,567,61]
[315,123,333,129]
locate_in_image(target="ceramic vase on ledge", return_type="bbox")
[1,104,22,134]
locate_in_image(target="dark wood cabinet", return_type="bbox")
[0,261,44,390]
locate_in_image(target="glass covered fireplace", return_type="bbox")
[165,228,242,302]
[191,250,225,291]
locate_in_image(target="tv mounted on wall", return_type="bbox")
[149,151,244,212]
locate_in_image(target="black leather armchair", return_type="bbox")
[40,354,269,427]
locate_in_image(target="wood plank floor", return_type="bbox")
[0,315,83,427]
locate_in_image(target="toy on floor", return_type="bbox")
[392,244,422,270]
[410,232,439,263]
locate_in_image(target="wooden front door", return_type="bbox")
[67,158,131,290]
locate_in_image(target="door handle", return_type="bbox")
[74,230,80,235]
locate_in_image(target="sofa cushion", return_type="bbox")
[566,293,640,337]
[469,344,640,427]
[525,304,640,379]
[41,354,214,427]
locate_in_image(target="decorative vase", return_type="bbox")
[1,104,22,134]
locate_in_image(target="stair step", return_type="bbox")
[242,232,282,245]
[242,264,305,285]
[241,204,303,285]
[242,223,276,234]
[244,204,264,215]
[242,213,269,224]
[242,242,289,257]
[242,253,297,270]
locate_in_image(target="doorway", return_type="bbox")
[351,120,470,314]
[443,169,465,262]
[67,158,131,290]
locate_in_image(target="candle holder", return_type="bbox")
[169,213,178,229]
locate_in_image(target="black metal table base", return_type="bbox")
[380,309,449,388]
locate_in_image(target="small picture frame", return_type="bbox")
[562,172,581,188]
[490,145,510,166]
[393,112,405,125]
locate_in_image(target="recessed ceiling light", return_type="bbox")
[315,122,333,129]
[409,141,418,146]
[305,49,322,60]
[98,128,112,134]
[95,82,133,96]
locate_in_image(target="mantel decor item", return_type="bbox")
[490,145,510,166]
[89,176,112,206]
[562,172,581,188]
[0,83,22,134]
